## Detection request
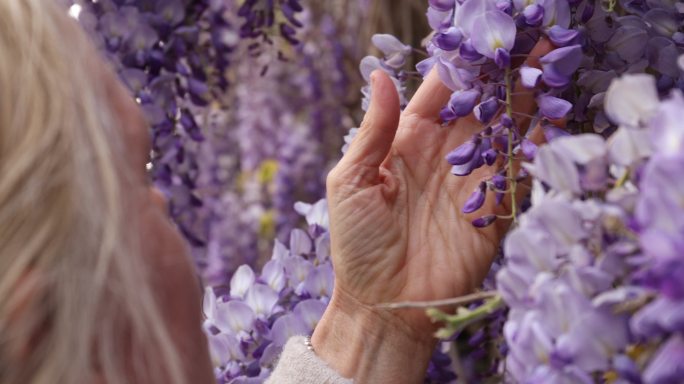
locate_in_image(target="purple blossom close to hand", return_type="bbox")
[203,200,334,382]
[499,73,684,383]
[498,195,632,382]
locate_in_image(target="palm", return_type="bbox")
[391,112,502,301]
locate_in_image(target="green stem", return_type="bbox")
[504,67,518,223]
[614,169,631,189]
[427,296,505,340]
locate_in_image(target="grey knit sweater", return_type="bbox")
[266,336,353,384]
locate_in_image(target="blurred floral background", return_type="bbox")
[64,1,684,383]
[66,0,428,282]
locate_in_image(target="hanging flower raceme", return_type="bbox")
[422,0,684,229]
[71,0,238,252]
[344,33,413,154]
[494,73,684,383]
[419,0,583,228]
[203,200,333,382]
[414,1,684,382]
[238,0,304,60]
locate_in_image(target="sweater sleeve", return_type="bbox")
[265,336,354,384]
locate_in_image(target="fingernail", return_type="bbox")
[370,71,377,86]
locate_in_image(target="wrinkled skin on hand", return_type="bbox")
[325,42,553,338]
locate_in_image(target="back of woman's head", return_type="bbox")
[0,1,185,383]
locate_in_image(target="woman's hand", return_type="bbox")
[312,42,553,382]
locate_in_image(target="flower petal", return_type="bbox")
[537,94,572,120]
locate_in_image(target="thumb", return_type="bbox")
[340,70,400,170]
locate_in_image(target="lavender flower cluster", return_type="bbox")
[420,0,684,228]
[203,200,333,382]
[498,73,684,383]
[191,2,367,284]
[238,0,304,58]
[414,1,684,382]
[71,0,241,248]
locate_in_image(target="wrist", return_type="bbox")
[311,288,435,383]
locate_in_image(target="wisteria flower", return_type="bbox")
[605,74,660,128]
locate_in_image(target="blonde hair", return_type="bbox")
[0,1,185,383]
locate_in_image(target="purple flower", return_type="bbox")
[440,88,481,122]
[270,314,308,347]
[203,199,335,380]
[470,10,516,60]
[473,215,497,228]
[446,138,479,165]
[207,332,244,368]
[523,4,544,26]
[474,96,500,123]
[521,139,538,160]
[434,27,463,51]
[302,263,334,297]
[435,55,479,91]
[606,126,652,167]
[648,90,684,156]
[293,299,327,332]
[525,134,608,194]
[538,0,571,28]
[539,45,583,88]
[612,355,642,384]
[463,183,487,213]
[231,265,256,299]
[537,94,572,120]
[371,34,412,68]
[294,199,330,229]
[647,37,681,78]
[428,0,456,12]
[520,66,543,88]
[214,300,256,338]
[454,0,499,38]
[451,146,485,176]
[245,283,280,319]
[631,297,684,336]
[499,194,632,382]
[289,228,313,257]
[635,154,684,240]
[643,335,684,384]
[495,47,511,68]
[427,6,452,31]
[261,260,286,292]
[546,26,580,46]
[607,25,649,63]
[459,40,484,62]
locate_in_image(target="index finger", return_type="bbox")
[403,68,452,121]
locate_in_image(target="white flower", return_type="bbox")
[607,126,653,166]
[605,74,659,127]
